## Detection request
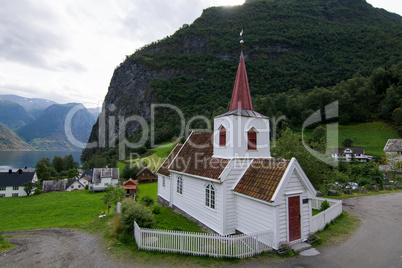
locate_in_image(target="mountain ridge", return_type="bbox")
[82,0,402,161]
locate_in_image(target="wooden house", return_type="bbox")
[136,167,157,183]
[123,178,138,196]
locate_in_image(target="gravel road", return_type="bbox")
[0,229,129,268]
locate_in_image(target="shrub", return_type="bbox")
[33,188,42,195]
[320,200,330,211]
[141,195,155,207]
[120,199,155,232]
[151,205,161,214]
[358,177,372,187]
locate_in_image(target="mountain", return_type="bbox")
[0,94,56,118]
[0,99,34,130]
[82,0,402,160]
[17,103,96,151]
[0,122,32,151]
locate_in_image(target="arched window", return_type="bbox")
[176,176,183,194]
[248,128,257,150]
[205,184,215,209]
[219,126,226,147]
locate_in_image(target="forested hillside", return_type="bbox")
[83,0,402,163]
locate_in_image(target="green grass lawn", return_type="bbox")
[137,182,202,232]
[299,121,398,156]
[312,211,360,247]
[137,182,158,201]
[0,191,107,232]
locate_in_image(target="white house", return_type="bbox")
[0,169,38,197]
[65,178,86,191]
[331,147,373,162]
[89,168,119,192]
[157,52,317,249]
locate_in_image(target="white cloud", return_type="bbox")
[0,0,399,107]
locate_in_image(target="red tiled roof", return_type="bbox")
[169,132,229,180]
[157,144,183,176]
[234,159,289,202]
[229,52,253,111]
[123,178,137,186]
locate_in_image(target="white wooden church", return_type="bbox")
[157,51,317,248]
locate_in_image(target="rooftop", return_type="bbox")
[384,139,402,152]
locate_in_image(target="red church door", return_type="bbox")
[288,196,301,242]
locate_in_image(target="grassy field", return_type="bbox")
[137,182,158,201]
[121,142,177,173]
[312,211,360,248]
[0,191,106,232]
[299,121,398,156]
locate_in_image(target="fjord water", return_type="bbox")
[0,151,82,171]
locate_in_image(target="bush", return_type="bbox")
[358,177,372,187]
[33,188,42,195]
[320,200,330,211]
[120,199,155,231]
[141,195,155,207]
[151,205,161,214]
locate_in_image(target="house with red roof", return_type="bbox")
[157,51,318,249]
[123,178,138,196]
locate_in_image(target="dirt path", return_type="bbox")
[0,229,129,268]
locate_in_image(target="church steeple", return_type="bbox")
[229,51,253,111]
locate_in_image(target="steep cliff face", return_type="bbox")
[83,59,181,158]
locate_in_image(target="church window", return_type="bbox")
[177,176,183,194]
[205,184,215,209]
[219,126,226,147]
[248,129,257,150]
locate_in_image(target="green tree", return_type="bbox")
[67,169,79,179]
[342,138,354,147]
[64,155,78,170]
[312,126,326,143]
[121,164,141,180]
[22,181,35,196]
[52,156,65,173]
[101,185,126,214]
[392,107,402,125]
[35,158,55,181]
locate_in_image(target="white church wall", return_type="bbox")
[170,172,224,235]
[157,175,170,203]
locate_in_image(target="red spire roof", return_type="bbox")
[229,51,253,111]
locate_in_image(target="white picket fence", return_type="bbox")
[310,198,343,233]
[133,221,274,258]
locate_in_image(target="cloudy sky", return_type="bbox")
[0,0,400,108]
